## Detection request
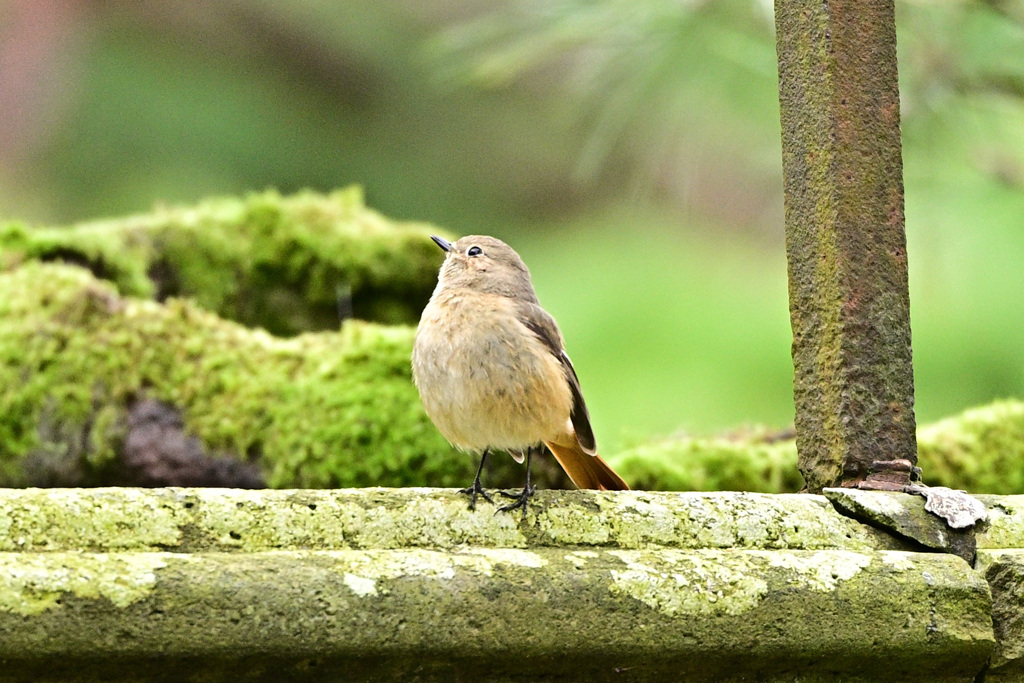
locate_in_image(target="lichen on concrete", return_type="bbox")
[977,495,1024,549]
[765,549,872,591]
[335,547,549,592]
[0,187,444,335]
[338,489,527,551]
[824,489,952,550]
[0,551,169,615]
[0,488,914,557]
[342,571,378,597]
[0,488,1003,681]
[975,549,1024,674]
[823,488,981,563]
[591,490,909,551]
[0,487,183,552]
[608,549,770,617]
[0,547,995,681]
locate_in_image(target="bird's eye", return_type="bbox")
[467,246,483,257]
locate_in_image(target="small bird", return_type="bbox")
[412,235,629,516]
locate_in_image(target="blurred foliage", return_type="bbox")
[612,427,802,494]
[428,0,781,191]
[0,0,1022,455]
[611,399,1024,495]
[917,399,1024,495]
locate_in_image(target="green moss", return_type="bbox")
[611,399,1024,494]
[0,187,445,335]
[917,400,1024,494]
[0,262,469,488]
[608,430,803,493]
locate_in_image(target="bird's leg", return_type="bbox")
[458,448,494,510]
[498,445,536,521]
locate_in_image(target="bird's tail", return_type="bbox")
[543,439,630,491]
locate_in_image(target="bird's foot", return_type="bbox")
[458,480,494,511]
[496,484,536,521]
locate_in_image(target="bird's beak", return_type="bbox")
[431,235,452,253]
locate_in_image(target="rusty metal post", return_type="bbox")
[774,0,917,492]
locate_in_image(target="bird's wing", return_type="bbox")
[515,301,597,455]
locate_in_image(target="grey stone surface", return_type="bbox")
[0,487,912,553]
[977,549,1024,676]
[823,487,979,563]
[0,487,1006,682]
[0,548,993,682]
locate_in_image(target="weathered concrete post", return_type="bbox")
[774,0,917,492]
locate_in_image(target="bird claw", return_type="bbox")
[496,485,535,521]
[458,481,494,510]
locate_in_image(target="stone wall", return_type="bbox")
[0,487,1014,681]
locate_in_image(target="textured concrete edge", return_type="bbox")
[823,488,983,566]
[978,497,1024,550]
[0,487,919,553]
[0,548,994,681]
[976,549,1024,673]
[816,488,1024,552]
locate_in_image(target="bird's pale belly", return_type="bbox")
[413,304,573,452]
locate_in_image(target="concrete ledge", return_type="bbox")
[0,549,992,682]
[0,488,1004,681]
[0,488,910,553]
[977,549,1024,678]
[978,495,1024,548]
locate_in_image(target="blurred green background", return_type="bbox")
[1,0,1022,454]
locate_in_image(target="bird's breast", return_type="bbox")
[412,293,573,451]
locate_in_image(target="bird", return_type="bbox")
[412,234,629,517]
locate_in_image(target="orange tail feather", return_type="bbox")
[544,440,630,491]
